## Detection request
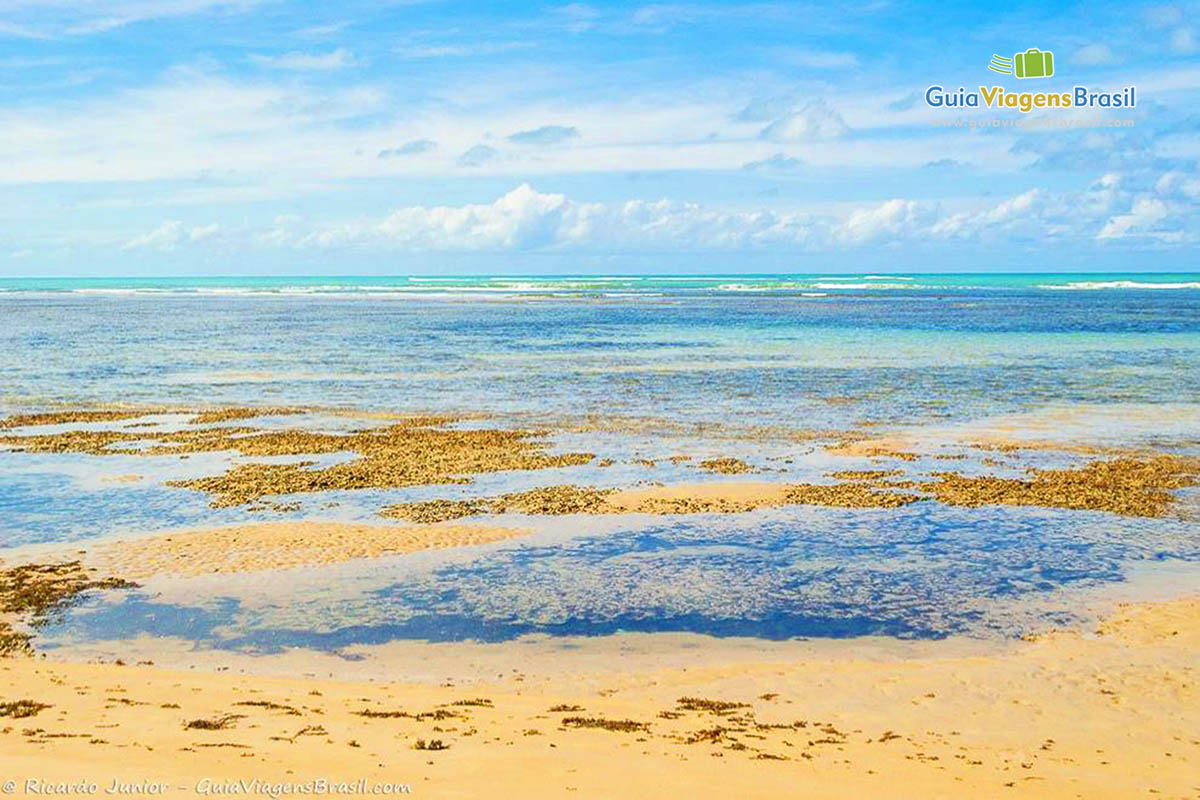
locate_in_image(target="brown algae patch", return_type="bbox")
[780,484,920,509]
[378,499,490,524]
[188,407,305,425]
[384,481,921,520]
[87,522,533,578]
[828,469,904,482]
[385,454,1199,521]
[697,457,756,475]
[0,562,137,656]
[381,486,610,522]
[1,416,595,506]
[0,700,51,718]
[560,716,649,733]
[0,409,156,429]
[491,486,612,515]
[158,423,595,507]
[925,455,1200,517]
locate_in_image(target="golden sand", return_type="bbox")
[99,474,143,484]
[84,521,532,578]
[0,596,1196,798]
[825,436,919,461]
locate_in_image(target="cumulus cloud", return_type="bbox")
[507,125,579,145]
[120,220,219,251]
[296,184,823,251]
[251,48,355,70]
[1098,195,1171,239]
[840,199,938,245]
[378,139,436,158]
[457,144,500,167]
[291,184,1108,253]
[759,100,849,141]
[110,176,1200,255]
[928,189,1054,242]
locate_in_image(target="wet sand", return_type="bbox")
[0,596,1196,798]
[84,522,532,578]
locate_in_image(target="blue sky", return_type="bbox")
[2,0,1199,275]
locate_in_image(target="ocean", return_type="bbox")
[1,272,1198,651]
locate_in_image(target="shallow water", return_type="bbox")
[2,274,1200,651]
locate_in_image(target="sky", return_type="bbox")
[1,0,1199,275]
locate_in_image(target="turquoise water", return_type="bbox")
[2,273,1199,650]
[3,272,1200,294]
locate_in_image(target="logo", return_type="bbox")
[923,46,1135,114]
[989,48,1055,79]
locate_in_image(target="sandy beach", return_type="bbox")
[0,595,1196,799]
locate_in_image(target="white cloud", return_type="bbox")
[378,139,437,158]
[1156,169,1200,198]
[1170,27,1197,52]
[1146,4,1184,27]
[397,41,535,59]
[1074,43,1119,65]
[457,144,500,167]
[120,220,219,251]
[280,184,1077,253]
[0,69,388,184]
[741,153,803,172]
[759,101,850,141]
[106,177,1200,256]
[251,48,355,70]
[551,3,601,34]
[508,125,580,145]
[0,0,265,37]
[840,199,936,245]
[0,19,45,38]
[294,184,824,251]
[1097,196,1171,239]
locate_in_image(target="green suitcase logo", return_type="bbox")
[988,48,1055,78]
